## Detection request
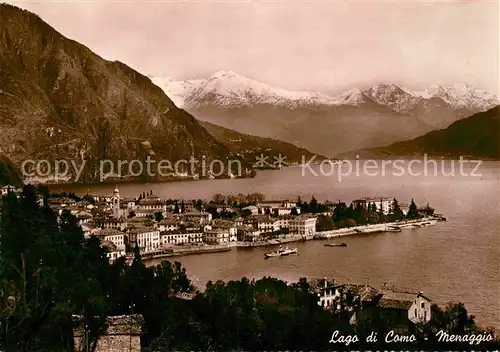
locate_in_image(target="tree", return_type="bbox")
[241,209,252,217]
[249,192,264,204]
[205,205,219,219]
[420,202,435,216]
[194,199,203,211]
[309,196,318,213]
[367,211,379,224]
[316,215,334,231]
[353,202,368,225]
[212,194,226,205]
[406,199,419,219]
[290,207,299,216]
[83,194,96,205]
[333,202,348,223]
[389,198,404,221]
[128,210,136,218]
[426,302,477,335]
[174,202,180,214]
[296,196,302,208]
[154,212,164,222]
[132,243,142,264]
[0,186,111,351]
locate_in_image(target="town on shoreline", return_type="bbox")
[2,183,497,352]
[1,184,445,263]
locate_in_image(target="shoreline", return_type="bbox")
[41,174,254,189]
[143,216,444,264]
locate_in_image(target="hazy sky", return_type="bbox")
[6,0,500,94]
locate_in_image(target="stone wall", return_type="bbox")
[73,314,144,352]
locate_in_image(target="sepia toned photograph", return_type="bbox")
[0,0,499,351]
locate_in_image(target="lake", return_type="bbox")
[58,160,500,329]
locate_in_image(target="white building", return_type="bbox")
[273,207,300,216]
[0,185,18,196]
[275,214,295,229]
[204,228,231,244]
[127,227,160,253]
[158,218,180,232]
[182,211,212,225]
[314,279,342,310]
[121,197,137,210]
[237,225,260,242]
[102,218,128,231]
[94,228,126,251]
[314,280,433,326]
[161,230,204,246]
[257,200,296,209]
[234,217,244,226]
[137,198,166,212]
[289,214,316,237]
[358,197,394,215]
[134,208,158,218]
[245,215,278,234]
[211,220,237,240]
[100,241,126,262]
[377,289,432,324]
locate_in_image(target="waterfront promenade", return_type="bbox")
[143,216,443,262]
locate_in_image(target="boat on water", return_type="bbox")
[265,246,297,258]
[324,243,347,247]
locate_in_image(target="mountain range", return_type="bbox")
[1,2,498,186]
[337,106,500,160]
[153,72,499,156]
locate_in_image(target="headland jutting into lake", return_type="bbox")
[7,184,444,262]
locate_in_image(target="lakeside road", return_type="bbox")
[143,217,444,264]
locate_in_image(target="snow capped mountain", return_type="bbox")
[151,71,499,113]
[332,88,372,106]
[364,83,423,113]
[148,71,499,156]
[152,71,415,109]
[414,83,499,111]
[150,76,203,108]
[153,71,354,110]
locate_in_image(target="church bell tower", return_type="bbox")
[113,186,120,218]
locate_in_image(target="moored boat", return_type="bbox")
[324,243,347,247]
